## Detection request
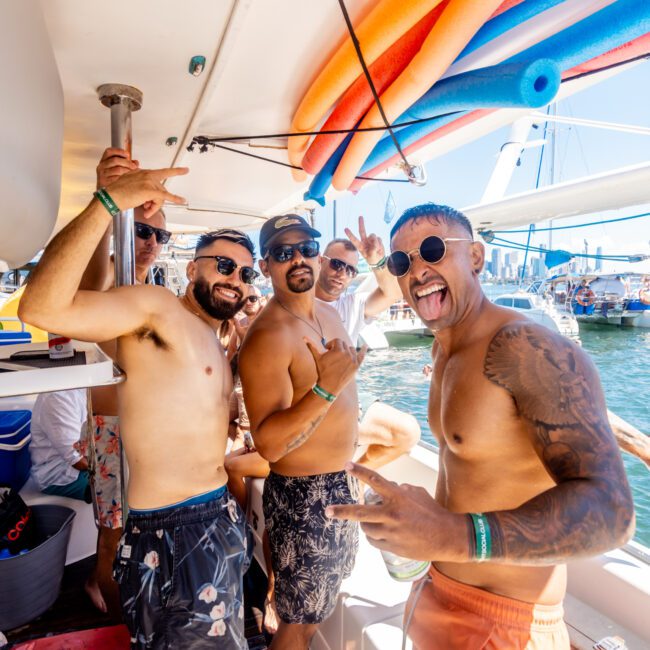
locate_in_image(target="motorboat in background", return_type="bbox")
[493,287,581,341]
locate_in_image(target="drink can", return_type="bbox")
[48,333,74,360]
[243,431,255,451]
[364,488,430,582]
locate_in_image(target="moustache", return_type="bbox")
[410,273,444,294]
[286,264,313,279]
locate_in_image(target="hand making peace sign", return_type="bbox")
[344,216,386,266]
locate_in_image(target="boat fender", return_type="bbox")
[575,287,595,307]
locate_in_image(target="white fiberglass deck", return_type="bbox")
[248,445,650,649]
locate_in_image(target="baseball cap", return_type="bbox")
[259,214,321,257]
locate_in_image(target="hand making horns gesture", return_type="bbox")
[345,216,386,266]
[304,337,367,398]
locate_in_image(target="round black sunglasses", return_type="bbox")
[387,236,473,277]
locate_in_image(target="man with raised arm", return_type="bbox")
[315,216,419,468]
[20,168,256,649]
[80,147,174,616]
[328,204,635,650]
[238,215,366,650]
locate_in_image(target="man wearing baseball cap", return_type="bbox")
[239,214,366,649]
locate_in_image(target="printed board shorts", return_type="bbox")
[263,470,359,625]
[113,487,252,649]
[406,564,570,650]
[92,415,123,529]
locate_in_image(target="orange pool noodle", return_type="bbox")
[288,0,446,180]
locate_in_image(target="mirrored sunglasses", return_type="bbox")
[323,255,358,278]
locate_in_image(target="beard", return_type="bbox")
[286,264,314,293]
[193,278,245,320]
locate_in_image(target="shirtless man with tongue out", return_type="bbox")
[328,203,634,649]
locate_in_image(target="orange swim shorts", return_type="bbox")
[405,565,570,650]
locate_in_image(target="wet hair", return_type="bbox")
[325,238,357,255]
[195,228,256,259]
[390,203,473,242]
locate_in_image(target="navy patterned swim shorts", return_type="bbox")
[263,470,359,625]
[113,486,251,649]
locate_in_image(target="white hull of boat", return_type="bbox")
[622,310,650,329]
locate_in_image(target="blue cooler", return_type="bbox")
[0,410,32,490]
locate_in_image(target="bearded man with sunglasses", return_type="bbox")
[328,204,634,649]
[20,168,258,649]
[238,214,366,650]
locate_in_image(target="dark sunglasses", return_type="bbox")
[266,240,320,263]
[247,295,260,303]
[387,236,473,277]
[134,222,171,245]
[322,255,358,278]
[194,255,260,285]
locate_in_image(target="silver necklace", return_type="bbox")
[275,299,326,347]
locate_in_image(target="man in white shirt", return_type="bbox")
[315,217,420,468]
[30,389,90,502]
[315,217,401,346]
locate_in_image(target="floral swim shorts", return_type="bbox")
[113,486,252,649]
[263,470,359,625]
[92,415,123,529]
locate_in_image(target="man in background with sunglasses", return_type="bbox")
[315,216,420,470]
[328,203,634,649]
[239,214,366,649]
[316,216,401,347]
[21,168,256,648]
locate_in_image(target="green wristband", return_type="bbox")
[469,513,492,562]
[369,255,387,270]
[312,383,336,403]
[94,187,121,217]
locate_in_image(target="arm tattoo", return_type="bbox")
[286,413,326,453]
[482,323,634,564]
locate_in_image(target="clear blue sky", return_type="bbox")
[254,60,650,276]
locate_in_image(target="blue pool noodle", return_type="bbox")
[507,0,650,69]
[458,0,566,60]
[359,59,560,175]
[305,133,354,205]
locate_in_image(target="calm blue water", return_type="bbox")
[357,288,650,547]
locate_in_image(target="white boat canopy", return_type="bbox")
[1,0,648,267]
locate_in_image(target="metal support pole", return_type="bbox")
[97,84,143,287]
[96,84,143,523]
[333,200,338,239]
